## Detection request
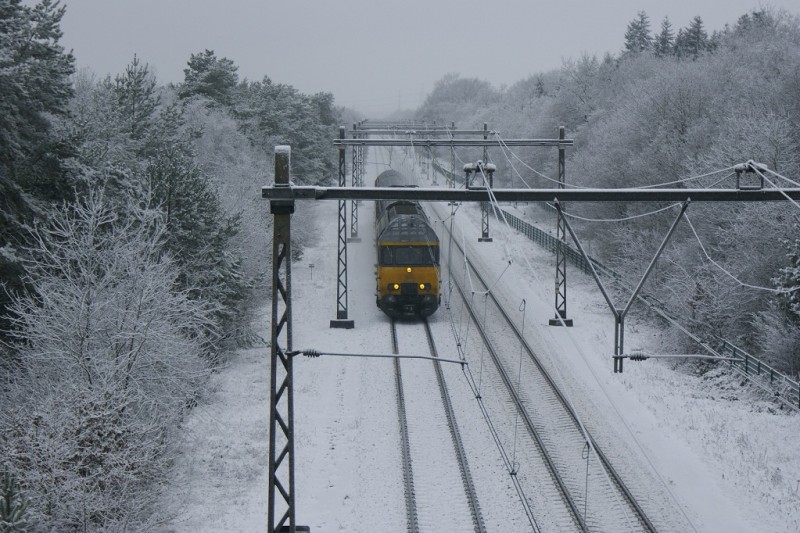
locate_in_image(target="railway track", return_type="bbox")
[434,202,660,532]
[390,318,486,533]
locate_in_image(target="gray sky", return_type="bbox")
[57,0,796,117]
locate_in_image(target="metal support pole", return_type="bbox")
[428,147,436,185]
[483,122,488,163]
[479,123,492,242]
[449,122,455,188]
[557,198,690,372]
[620,200,690,318]
[349,124,361,243]
[358,145,364,191]
[550,127,573,326]
[479,203,492,241]
[613,312,624,372]
[268,146,309,533]
[331,127,354,329]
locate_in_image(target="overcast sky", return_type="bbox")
[56,0,797,117]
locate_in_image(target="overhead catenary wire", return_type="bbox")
[424,138,703,529]
[366,137,792,531]
[761,166,800,188]
[495,132,563,188]
[684,212,798,294]
[400,140,543,530]
[439,202,644,531]
[549,201,685,223]
[629,289,800,411]
[511,299,527,473]
[639,166,737,189]
[495,130,739,191]
[457,178,642,531]
[396,134,715,528]
[755,167,800,212]
[436,151,698,528]
[372,143,526,528]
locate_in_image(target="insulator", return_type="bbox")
[628,350,648,361]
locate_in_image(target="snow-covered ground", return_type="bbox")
[161,160,800,532]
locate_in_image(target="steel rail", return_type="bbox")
[390,319,419,532]
[444,247,586,530]
[438,206,658,533]
[423,319,487,533]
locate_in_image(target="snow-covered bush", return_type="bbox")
[1,190,212,530]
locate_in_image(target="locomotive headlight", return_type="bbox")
[392,283,400,290]
[406,267,412,273]
[419,283,426,290]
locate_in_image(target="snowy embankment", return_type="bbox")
[161,179,799,532]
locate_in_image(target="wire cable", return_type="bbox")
[763,167,800,188]
[438,191,693,531]
[494,132,564,188]
[684,213,797,294]
[548,201,684,223]
[639,166,737,189]
[755,168,800,212]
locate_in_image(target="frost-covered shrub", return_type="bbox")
[1,190,212,530]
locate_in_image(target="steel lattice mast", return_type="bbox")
[550,127,573,326]
[331,127,354,329]
[267,146,309,533]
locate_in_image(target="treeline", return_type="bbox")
[416,8,800,375]
[0,1,339,530]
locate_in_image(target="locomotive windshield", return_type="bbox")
[380,245,439,266]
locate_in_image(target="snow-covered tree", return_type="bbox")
[416,73,497,126]
[0,0,75,168]
[775,234,800,321]
[654,17,675,57]
[179,49,239,106]
[2,189,213,530]
[142,104,246,348]
[623,11,653,54]
[232,76,339,184]
[0,0,75,329]
[114,55,160,143]
[675,16,710,59]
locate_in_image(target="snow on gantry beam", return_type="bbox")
[262,185,800,203]
[350,128,495,135]
[332,138,573,147]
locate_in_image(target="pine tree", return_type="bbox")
[0,0,75,169]
[735,9,769,34]
[114,55,160,143]
[0,0,75,332]
[179,49,239,106]
[623,11,653,54]
[654,17,675,57]
[144,104,247,345]
[676,16,709,59]
[232,77,338,185]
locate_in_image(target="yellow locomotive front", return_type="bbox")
[376,240,440,318]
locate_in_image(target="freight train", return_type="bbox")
[374,170,440,318]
